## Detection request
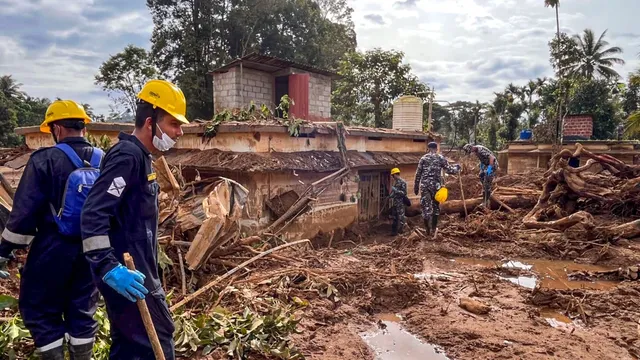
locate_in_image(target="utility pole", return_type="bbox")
[427,88,434,131]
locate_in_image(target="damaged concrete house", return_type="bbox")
[6,53,438,241]
[499,114,640,174]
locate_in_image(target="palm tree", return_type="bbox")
[544,0,561,46]
[545,1,562,146]
[0,75,25,101]
[568,29,625,80]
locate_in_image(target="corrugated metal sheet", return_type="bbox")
[210,52,340,78]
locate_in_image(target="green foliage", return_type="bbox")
[568,29,625,80]
[87,133,113,151]
[566,79,621,139]
[0,92,21,147]
[332,49,429,128]
[203,95,302,139]
[0,75,104,148]
[549,32,580,78]
[92,306,112,359]
[95,45,158,114]
[0,294,18,309]
[0,315,34,360]
[174,303,304,360]
[147,0,356,121]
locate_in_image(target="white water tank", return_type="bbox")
[392,95,423,131]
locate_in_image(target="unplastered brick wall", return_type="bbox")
[240,68,273,107]
[213,69,241,112]
[309,73,331,121]
[563,115,593,139]
[214,67,274,112]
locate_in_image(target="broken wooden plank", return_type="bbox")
[0,173,14,207]
[154,156,180,198]
[184,178,249,271]
[170,239,311,312]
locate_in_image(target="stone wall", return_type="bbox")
[309,72,332,121]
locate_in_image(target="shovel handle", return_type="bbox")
[123,253,166,360]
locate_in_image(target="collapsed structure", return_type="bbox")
[7,54,439,248]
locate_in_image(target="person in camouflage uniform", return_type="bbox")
[462,144,498,208]
[390,168,407,236]
[414,142,461,237]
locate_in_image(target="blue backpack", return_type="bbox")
[50,143,104,237]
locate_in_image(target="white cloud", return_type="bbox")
[2,0,640,117]
[351,0,640,104]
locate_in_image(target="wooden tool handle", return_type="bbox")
[123,253,166,360]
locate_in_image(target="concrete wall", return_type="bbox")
[213,66,332,121]
[24,130,121,149]
[213,67,274,112]
[213,68,241,112]
[176,132,427,153]
[504,141,640,174]
[309,73,332,121]
[233,170,360,238]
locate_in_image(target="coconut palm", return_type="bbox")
[568,29,625,80]
[0,75,25,101]
[544,0,561,45]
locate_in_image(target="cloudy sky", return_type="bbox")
[1,0,639,116]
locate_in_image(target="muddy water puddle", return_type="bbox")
[360,313,449,360]
[454,258,618,290]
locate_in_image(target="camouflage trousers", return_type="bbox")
[391,200,406,234]
[420,187,440,220]
[479,171,495,202]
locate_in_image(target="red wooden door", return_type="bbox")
[288,74,309,119]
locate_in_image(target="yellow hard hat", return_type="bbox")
[137,79,189,124]
[40,100,91,133]
[391,168,400,175]
[435,187,448,203]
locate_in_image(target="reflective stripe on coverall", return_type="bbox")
[0,137,99,351]
[81,132,175,360]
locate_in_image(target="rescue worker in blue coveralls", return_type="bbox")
[80,79,189,360]
[389,167,408,236]
[462,143,498,208]
[0,100,102,360]
[414,142,460,237]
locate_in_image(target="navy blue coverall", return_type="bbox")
[0,137,99,352]
[81,132,175,360]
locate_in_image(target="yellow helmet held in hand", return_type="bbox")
[435,187,448,203]
[391,168,400,175]
[40,100,91,133]
[137,79,189,124]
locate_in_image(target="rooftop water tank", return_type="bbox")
[392,95,423,132]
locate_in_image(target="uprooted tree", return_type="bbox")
[523,143,640,240]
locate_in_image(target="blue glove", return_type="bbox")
[103,264,148,302]
[0,256,9,279]
[487,165,494,175]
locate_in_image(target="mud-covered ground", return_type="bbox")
[279,214,640,360]
[3,167,640,359]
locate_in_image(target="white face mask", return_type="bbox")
[152,125,176,152]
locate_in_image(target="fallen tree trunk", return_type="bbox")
[405,195,537,217]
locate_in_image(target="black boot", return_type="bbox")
[431,215,439,238]
[69,342,94,360]
[39,346,65,360]
[424,218,431,236]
